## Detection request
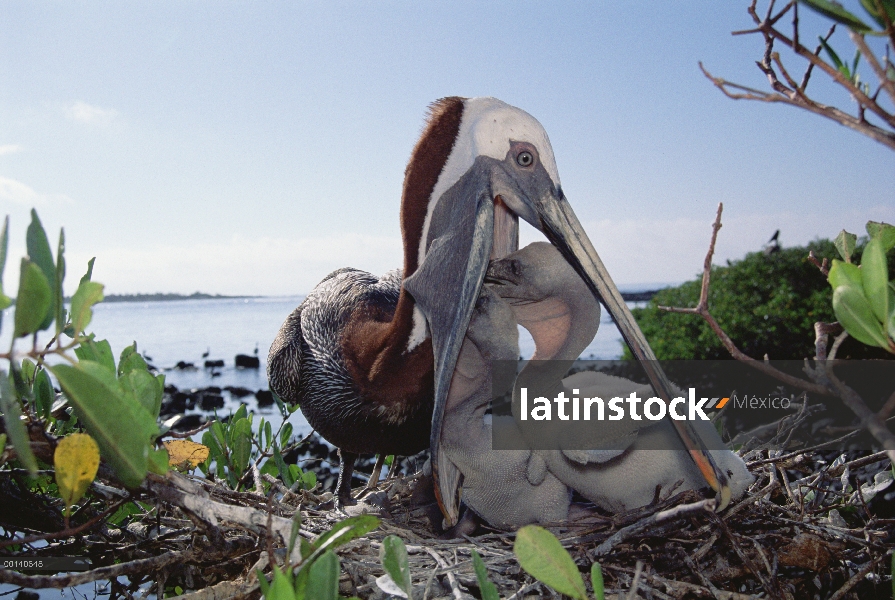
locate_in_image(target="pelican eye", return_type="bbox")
[516,151,533,167]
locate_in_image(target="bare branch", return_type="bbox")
[659,205,895,464]
[848,30,895,105]
[703,2,895,152]
[700,62,895,151]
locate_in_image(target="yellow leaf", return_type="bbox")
[54,433,100,515]
[163,439,210,469]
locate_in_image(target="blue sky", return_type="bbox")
[1,2,892,296]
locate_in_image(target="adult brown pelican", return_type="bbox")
[268,97,731,513]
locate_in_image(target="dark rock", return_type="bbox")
[161,392,189,415]
[235,354,260,369]
[255,390,274,406]
[175,361,196,370]
[202,386,222,394]
[15,591,40,600]
[199,394,225,411]
[204,359,225,368]
[164,384,179,394]
[169,414,203,432]
[225,386,254,398]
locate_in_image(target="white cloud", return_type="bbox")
[64,101,119,126]
[0,145,22,156]
[0,176,74,206]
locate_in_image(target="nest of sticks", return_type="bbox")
[2,398,893,600]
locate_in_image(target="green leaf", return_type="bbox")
[888,295,895,340]
[201,429,225,468]
[800,0,873,31]
[69,280,104,334]
[301,470,317,491]
[833,285,891,349]
[79,257,95,286]
[21,358,36,383]
[293,562,309,600]
[472,550,499,600]
[280,422,293,448]
[75,339,117,374]
[51,362,158,488]
[288,509,303,558]
[818,36,847,73]
[305,550,340,600]
[118,348,150,375]
[257,569,271,598]
[147,447,169,475]
[834,230,857,262]
[304,515,379,568]
[228,418,253,477]
[233,402,248,424]
[264,420,273,450]
[0,371,38,476]
[591,563,605,600]
[118,343,147,375]
[55,229,65,334]
[266,566,297,600]
[866,221,895,251]
[13,259,52,338]
[861,237,890,322]
[211,420,228,453]
[34,368,54,420]
[123,369,163,419]
[828,259,863,290]
[514,525,587,600]
[379,535,411,598]
[274,442,296,488]
[859,0,895,27]
[0,216,11,317]
[26,209,56,331]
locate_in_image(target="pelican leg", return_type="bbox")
[336,449,358,507]
[358,454,387,499]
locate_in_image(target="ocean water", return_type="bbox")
[0,295,634,437]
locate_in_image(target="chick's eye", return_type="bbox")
[516,151,533,167]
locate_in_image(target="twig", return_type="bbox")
[660,204,895,465]
[0,498,129,549]
[848,31,895,106]
[591,499,714,557]
[162,421,213,439]
[506,581,541,600]
[828,553,887,600]
[424,547,463,600]
[879,388,895,420]
[813,322,842,361]
[658,203,833,397]
[823,364,895,464]
[710,513,783,600]
[807,251,829,275]
[625,560,644,600]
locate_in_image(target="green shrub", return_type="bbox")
[625,239,895,360]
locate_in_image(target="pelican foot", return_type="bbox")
[439,509,481,540]
[340,491,391,517]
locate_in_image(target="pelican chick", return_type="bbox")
[487,243,753,514]
[439,286,570,528]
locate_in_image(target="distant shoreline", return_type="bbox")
[101,292,262,303]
